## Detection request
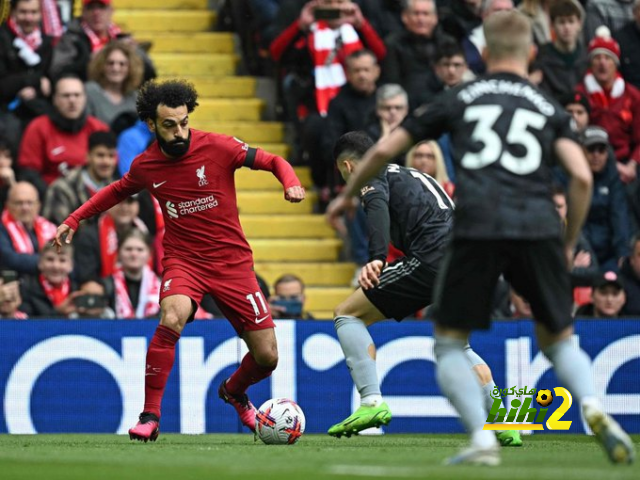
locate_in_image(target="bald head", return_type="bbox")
[8,182,40,227]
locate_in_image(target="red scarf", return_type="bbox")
[39,274,70,307]
[113,265,160,318]
[583,71,626,109]
[41,0,63,41]
[7,16,42,51]
[308,21,363,116]
[81,20,121,53]
[98,214,119,277]
[1,209,56,254]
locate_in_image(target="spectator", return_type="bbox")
[42,130,118,225]
[620,234,640,314]
[106,229,160,319]
[425,41,472,102]
[365,83,409,164]
[462,0,514,75]
[72,279,115,318]
[17,74,109,198]
[0,0,53,128]
[584,0,634,43]
[439,0,483,42]
[116,119,153,176]
[50,0,122,80]
[19,242,78,317]
[406,140,454,197]
[576,26,640,185]
[575,271,627,317]
[0,181,56,275]
[357,0,404,39]
[269,274,314,319]
[0,136,17,212]
[0,278,27,319]
[580,126,632,272]
[615,0,640,90]
[559,90,591,133]
[381,0,456,108]
[518,0,554,46]
[532,0,588,100]
[73,196,151,284]
[86,41,143,128]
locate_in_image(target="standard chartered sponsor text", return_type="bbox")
[178,195,219,215]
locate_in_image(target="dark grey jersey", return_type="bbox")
[402,72,572,240]
[360,164,454,266]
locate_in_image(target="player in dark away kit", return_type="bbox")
[327,131,521,448]
[54,79,306,441]
[327,10,634,467]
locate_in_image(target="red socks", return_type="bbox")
[143,325,180,417]
[225,353,275,395]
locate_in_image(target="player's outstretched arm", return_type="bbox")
[555,138,593,261]
[250,148,305,202]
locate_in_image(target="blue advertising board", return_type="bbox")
[1,319,638,434]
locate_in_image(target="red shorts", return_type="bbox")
[159,262,275,334]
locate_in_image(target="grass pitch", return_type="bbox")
[0,434,638,480]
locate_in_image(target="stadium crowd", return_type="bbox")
[0,0,639,318]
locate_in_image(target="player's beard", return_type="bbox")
[157,131,191,158]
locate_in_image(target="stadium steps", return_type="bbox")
[111,0,352,318]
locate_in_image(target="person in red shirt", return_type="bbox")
[53,79,306,442]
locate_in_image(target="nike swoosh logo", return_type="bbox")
[255,315,269,324]
[153,181,167,188]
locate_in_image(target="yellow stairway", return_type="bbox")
[112,0,353,318]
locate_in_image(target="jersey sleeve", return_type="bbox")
[401,94,453,144]
[360,175,391,263]
[554,108,577,141]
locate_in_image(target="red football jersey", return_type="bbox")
[64,129,300,271]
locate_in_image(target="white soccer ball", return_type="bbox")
[255,398,306,445]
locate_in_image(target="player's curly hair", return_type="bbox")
[136,79,199,122]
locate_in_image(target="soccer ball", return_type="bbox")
[255,398,305,445]
[536,389,554,407]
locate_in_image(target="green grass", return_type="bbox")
[0,434,638,480]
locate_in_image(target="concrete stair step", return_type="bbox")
[251,239,342,262]
[113,11,216,32]
[190,99,264,121]
[235,166,312,191]
[304,287,354,311]
[138,33,235,54]
[157,77,256,98]
[114,0,208,9]
[237,191,317,214]
[153,54,238,77]
[255,262,355,287]
[241,215,334,238]
[190,121,282,142]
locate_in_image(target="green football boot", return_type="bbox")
[328,402,392,438]
[496,430,523,447]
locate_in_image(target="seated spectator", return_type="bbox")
[462,0,514,75]
[406,140,454,197]
[0,277,27,319]
[106,229,160,319]
[73,195,151,284]
[381,0,455,108]
[0,182,56,275]
[17,74,109,198]
[50,0,123,80]
[116,119,153,176]
[518,0,554,47]
[86,41,144,128]
[73,279,115,318]
[19,242,78,317]
[581,126,632,272]
[532,0,587,100]
[0,0,53,128]
[614,0,640,90]
[620,234,640,315]
[575,271,627,317]
[423,41,473,104]
[43,131,118,225]
[269,274,314,319]
[365,83,409,166]
[576,26,640,185]
[584,0,634,43]
[559,91,591,133]
[0,135,17,212]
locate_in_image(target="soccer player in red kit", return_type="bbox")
[53,80,306,442]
